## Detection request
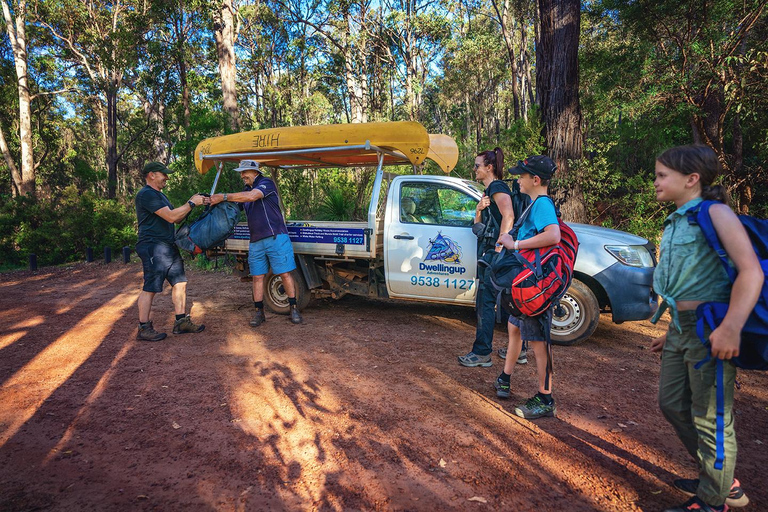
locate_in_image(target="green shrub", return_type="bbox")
[0,186,137,268]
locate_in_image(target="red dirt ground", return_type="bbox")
[0,261,766,511]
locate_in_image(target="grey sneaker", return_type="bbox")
[289,305,303,324]
[497,348,528,364]
[673,477,748,508]
[172,315,205,334]
[514,395,556,419]
[250,309,266,327]
[137,321,167,342]
[458,351,492,367]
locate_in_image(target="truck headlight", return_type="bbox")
[604,245,655,268]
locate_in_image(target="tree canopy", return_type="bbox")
[1,0,767,266]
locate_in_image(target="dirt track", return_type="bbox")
[0,261,766,511]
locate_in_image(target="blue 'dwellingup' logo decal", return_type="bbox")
[420,232,467,275]
[425,232,462,263]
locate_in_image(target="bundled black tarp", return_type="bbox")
[175,202,241,255]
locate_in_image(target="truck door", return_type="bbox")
[384,180,479,304]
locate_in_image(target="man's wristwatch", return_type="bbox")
[188,200,195,209]
[514,240,519,251]
[223,193,228,202]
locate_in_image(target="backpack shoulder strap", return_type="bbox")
[687,200,736,282]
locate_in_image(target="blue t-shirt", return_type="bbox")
[516,196,558,241]
[243,175,288,242]
[135,185,175,244]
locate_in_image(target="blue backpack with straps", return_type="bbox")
[687,200,768,469]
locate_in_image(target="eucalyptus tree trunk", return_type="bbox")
[536,0,586,223]
[492,0,520,120]
[0,124,22,196]
[213,0,240,132]
[106,80,120,198]
[2,0,35,196]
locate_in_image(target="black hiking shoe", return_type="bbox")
[673,478,748,508]
[289,305,303,324]
[172,315,205,334]
[664,496,728,512]
[514,395,556,419]
[137,321,167,342]
[250,309,266,327]
[493,376,511,399]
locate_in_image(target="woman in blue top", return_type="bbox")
[649,145,761,512]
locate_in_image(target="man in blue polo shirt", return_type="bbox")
[209,160,303,326]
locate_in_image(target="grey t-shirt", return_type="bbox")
[136,185,175,244]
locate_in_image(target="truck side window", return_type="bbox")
[400,184,477,227]
[400,197,420,223]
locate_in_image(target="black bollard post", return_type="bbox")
[29,253,37,271]
[104,247,111,264]
[86,247,94,262]
[122,246,131,263]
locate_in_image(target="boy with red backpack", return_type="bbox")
[493,155,562,419]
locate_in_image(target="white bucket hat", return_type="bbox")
[233,159,261,172]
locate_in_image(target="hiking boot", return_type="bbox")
[172,315,205,334]
[673,478,748,508]
[458,351,492,367]
[664,496,728,512]
[493,376,511,399]
[289,305,303,324]
[514,395,556,419]
[250,309,266,327]
[137,321,167,342]
[497,348,528,364]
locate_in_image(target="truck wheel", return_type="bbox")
[549,279,600,346]
[263,269,310,314]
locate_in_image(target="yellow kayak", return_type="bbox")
[194,121,458,174]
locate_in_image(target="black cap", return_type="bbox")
[508,155,557,180]
[142,161,174,176]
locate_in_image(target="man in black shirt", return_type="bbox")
[135,161,207,341]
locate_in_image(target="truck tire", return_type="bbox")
[263,269,311,314]
[549,279,600,346]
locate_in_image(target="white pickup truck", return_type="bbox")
[196,122,658,345]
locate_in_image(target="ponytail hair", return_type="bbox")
[477,147,505,180]
[657,144,730,204]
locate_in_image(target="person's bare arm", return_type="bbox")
[209,188,264,205]
[707,203,763,360]
[153,194,206,224]
[498,223,561,250]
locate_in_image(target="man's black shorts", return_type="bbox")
[136,242,188,293]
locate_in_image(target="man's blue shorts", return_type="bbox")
[136,242,188,293]
[248,233,297,276]
[508,314,548,342]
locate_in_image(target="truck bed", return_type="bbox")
[223,219,384,260]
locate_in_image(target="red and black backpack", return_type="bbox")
[484,196,579,319]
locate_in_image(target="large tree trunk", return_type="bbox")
[536,0,586,223]
[106,83,119,199]
[2,0,35,196]
[214,0,240,132]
